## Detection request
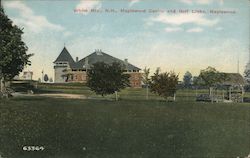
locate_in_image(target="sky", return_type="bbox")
[2,0,250,80]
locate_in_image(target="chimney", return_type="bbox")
[124,59,128,65]
[76,57,79,62]
[124,59,128,70]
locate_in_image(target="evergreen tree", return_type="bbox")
[183,71,192,88]
[44,74,49,82]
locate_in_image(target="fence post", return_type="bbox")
[229,87,232,101]
[0,77,3,94]
[241,86,244,103]
[222,90,224,102]
[211,88,213,103]
[173,93,176,102]
[115,91,118,101]
[146,85,149,100]
[195,88,197,97]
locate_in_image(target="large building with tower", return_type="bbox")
[53,47,142,88]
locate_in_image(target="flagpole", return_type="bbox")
[42,69,44,83]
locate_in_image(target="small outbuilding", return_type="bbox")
[215,73,245,102]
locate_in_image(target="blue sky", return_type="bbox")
[2,0,249,80]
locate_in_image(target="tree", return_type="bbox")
[193,76,205,87]
[150,68,179,101]
[142,67,150,100]
[183,71,192,88]
[244,69,250,84]
[0,6,32,97]
[62,68,73,82]
[49,77,53,83]
[87,62,130,99]
[44,74,49,82]
[198,67,227,96]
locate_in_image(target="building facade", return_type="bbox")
[21,71,33,80]
[54,47,142,88]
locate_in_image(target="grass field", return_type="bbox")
[0,84,250,158]
[36,83,211,101]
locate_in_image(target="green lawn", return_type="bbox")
[36,83,210,101]
[0,84,250,158]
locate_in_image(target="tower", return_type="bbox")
[53,47,75,83]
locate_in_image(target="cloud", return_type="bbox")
[196,0,214,4]
[4,1,64,33]
[134,38,246,77]
[180,0,224,5]
[63,31,73,37]
[180,0,193,4]
[186,27,203,32]
[150,13,219,27]
[129,0,141,7]
[165,27,183,32]
[90,24,105,32]
[75,0,101,14]
[215,27,223,31]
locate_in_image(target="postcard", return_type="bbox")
[0,0,249,158]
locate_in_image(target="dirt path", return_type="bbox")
[37,93,87,99]
[13,93,87,99]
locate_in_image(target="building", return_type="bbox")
[216,73,245,102]
[54,47,142,88]
[21,71,33,80]
[221,73,245,102]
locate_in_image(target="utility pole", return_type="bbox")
[237,58,239,74]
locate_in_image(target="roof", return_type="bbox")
[73,50,141,71]
[23,71,33,75]
[219,73,245,86]
[54,47,75,64]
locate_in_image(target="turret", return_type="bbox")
[54,47,75,83]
